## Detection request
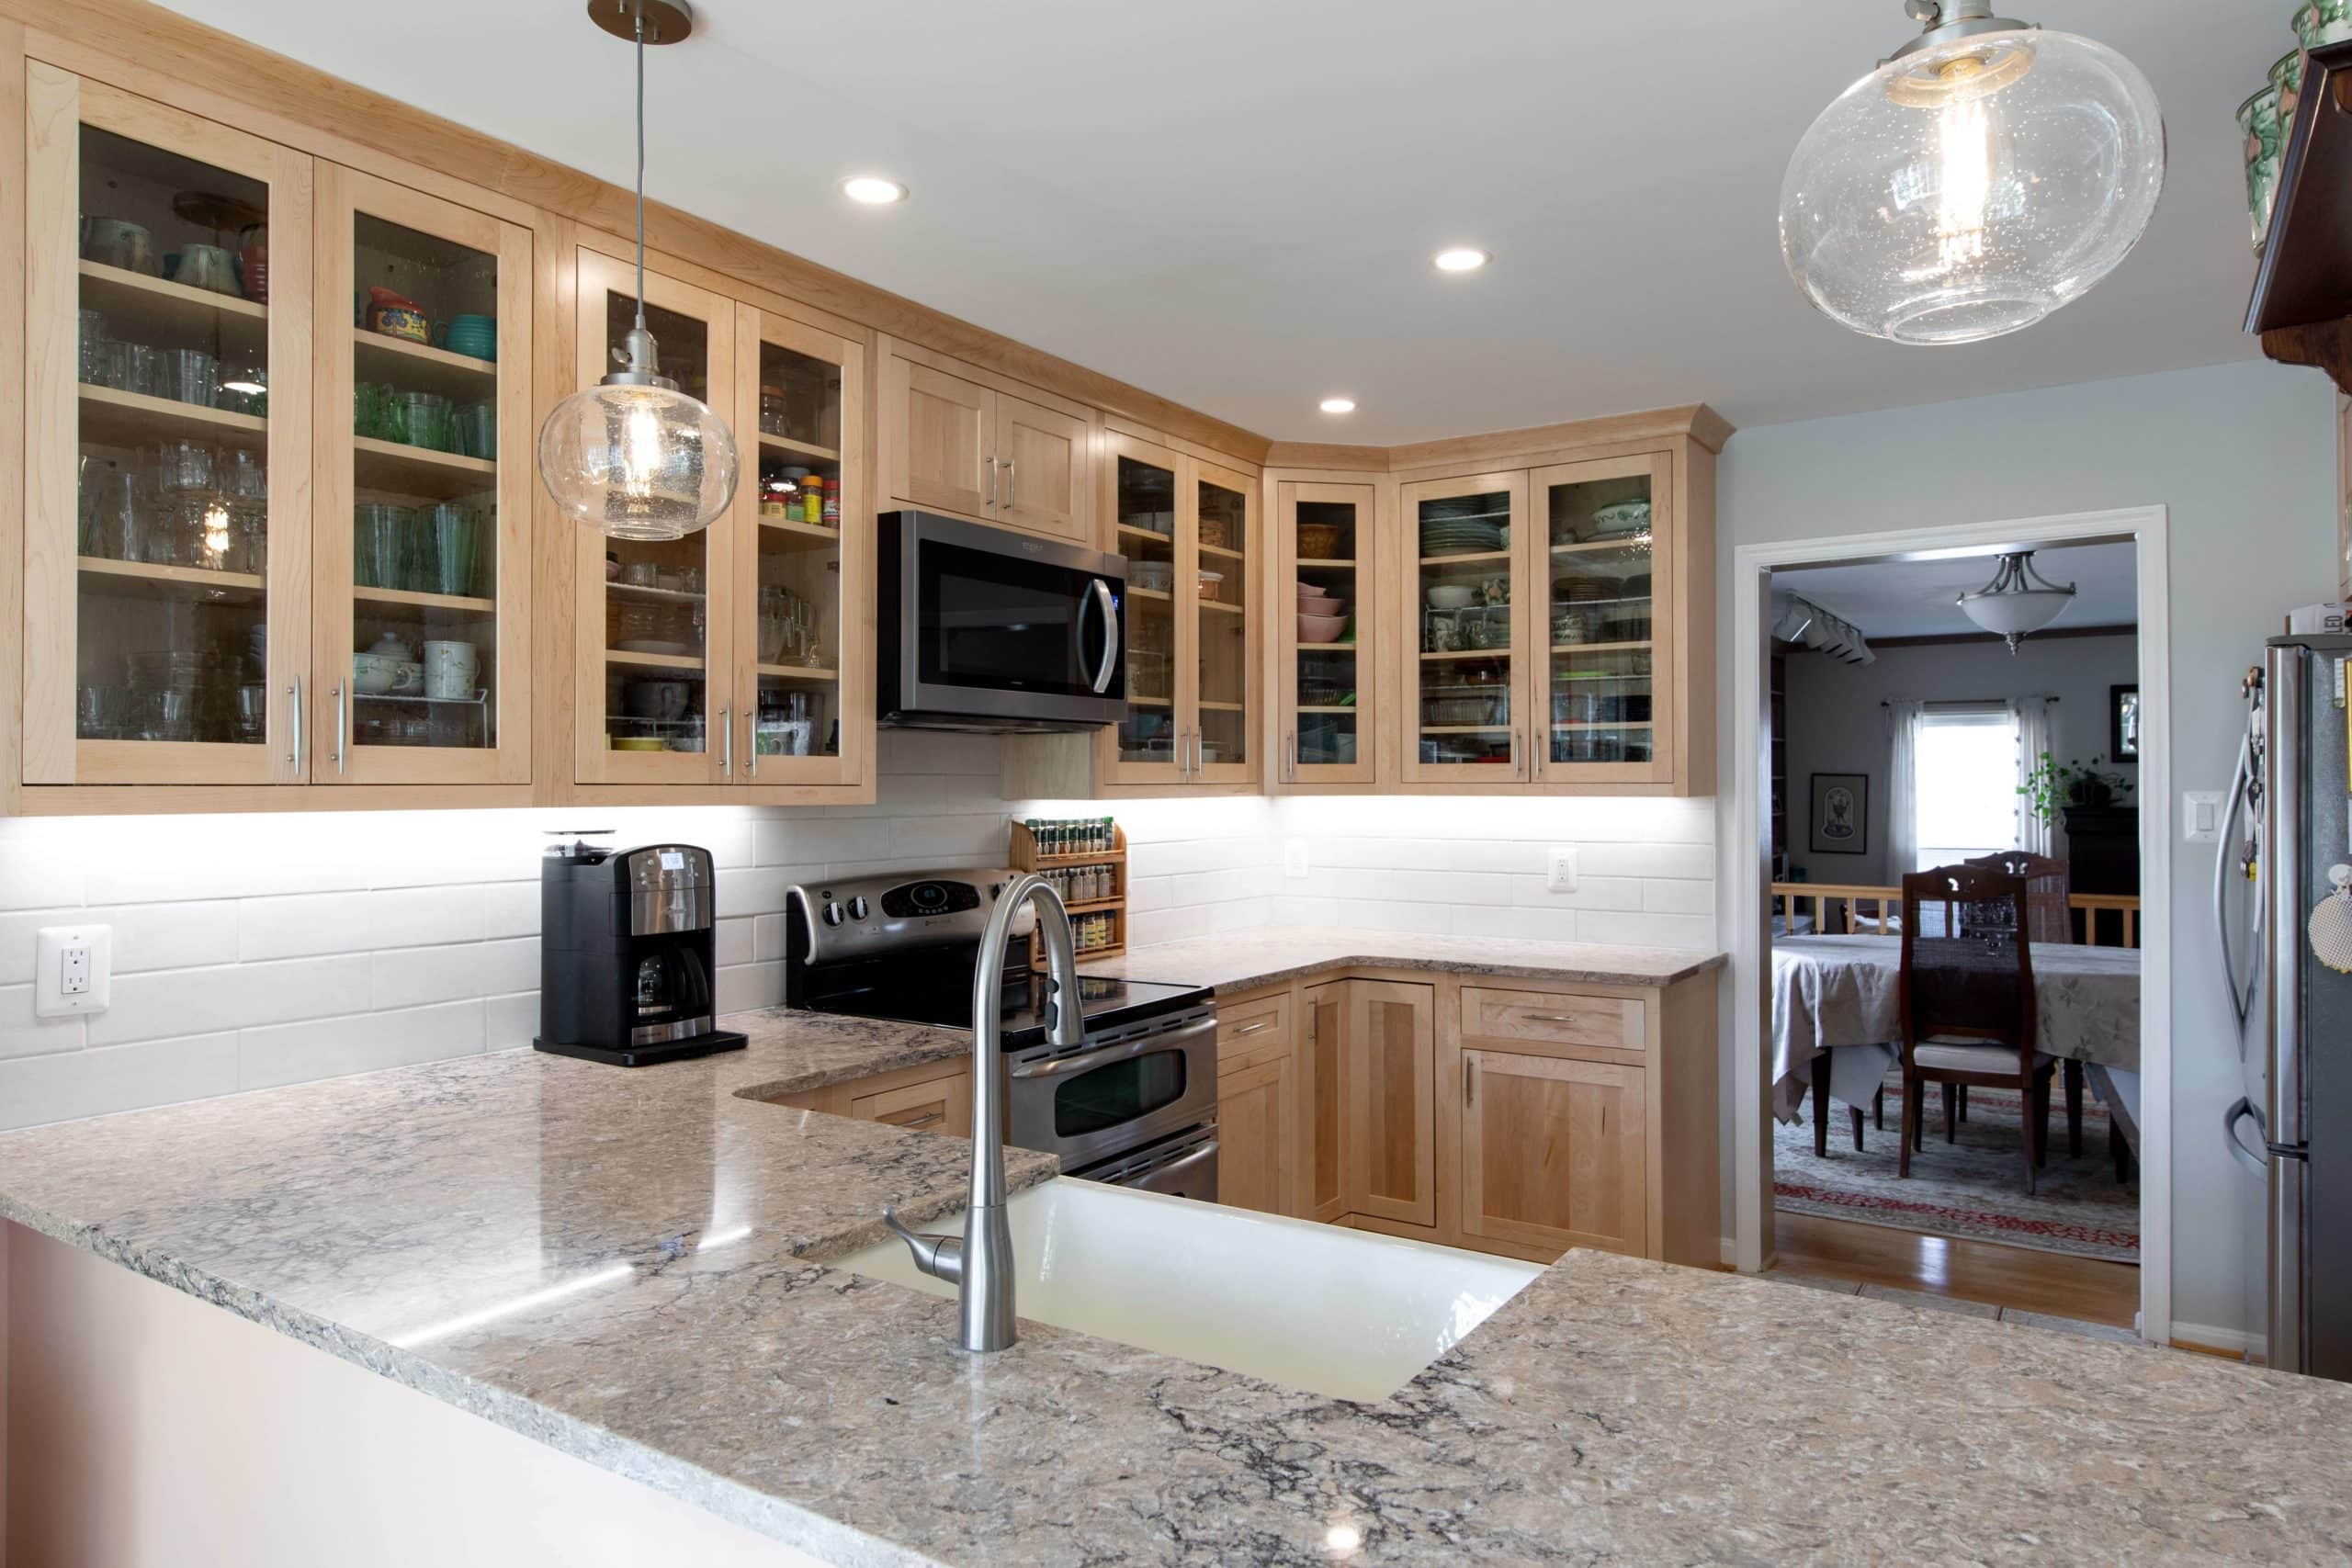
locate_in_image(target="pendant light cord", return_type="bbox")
[632,5,648,335]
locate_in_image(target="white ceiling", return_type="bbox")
[156,0,2285,443]
[1775,540,2139,639]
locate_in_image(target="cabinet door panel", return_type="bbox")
[1532,453,1673,787]
[1192,459,1256,782]
[852,1068,971,1138]
[1103,434,1185,784]
[27,68,313,786]
[1216,1054,1292,1217]
[314,165,529,785]
[1400,472,1530,786]
[1461,1050,1646,1257]
[1305,981,1346,1223]
[1278,481,1376,785]
[1343,980,1435,1227]
[897,361,991,518]
[993,391,1088,542]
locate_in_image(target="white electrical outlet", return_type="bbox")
[35,925,111,1018]
[1283,838,1312,878]
[2182,791,2224,844]
[1546,847,1579,894]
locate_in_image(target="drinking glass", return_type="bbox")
[164,349,220,408]
[109,342,164,397]
[399,391,454,453]
[454,400,497,460]
[77,310,108,384]
[429,503,481,597]
[150,440,217,495]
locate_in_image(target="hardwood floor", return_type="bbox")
[1765,1211,2141,1329]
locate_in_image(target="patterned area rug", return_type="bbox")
[1772,1075,2139,1263]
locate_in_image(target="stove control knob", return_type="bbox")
[820,901,846,927]
[846,896,871,921]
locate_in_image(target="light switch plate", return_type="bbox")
[2182,791,2224,844]
[1547,847,1579,894]
[1282,839,1311,878]
[35,924,111,1018]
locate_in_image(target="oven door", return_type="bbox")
[1006,1012,1216,1170]
[1071,1124,1220,1203]
[883,511,1125,728]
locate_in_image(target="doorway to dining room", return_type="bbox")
[1728,509,2171,1340]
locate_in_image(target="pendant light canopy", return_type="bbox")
[538,0,740,542]
[1957,550,2076,652]
[1779,0,2165,346]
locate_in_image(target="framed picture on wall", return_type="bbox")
[1810,773,1868,856]
[2111,684,2140,763]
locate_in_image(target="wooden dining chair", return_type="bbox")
[1964,852,2084,1154]
[1898,864,2057,1194]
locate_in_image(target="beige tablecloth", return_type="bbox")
[1770,934,2141,1122]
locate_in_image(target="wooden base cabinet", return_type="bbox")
[766,1057,970,1137]
[1458,1050,1647,1257]
[1214,987,1298,1217]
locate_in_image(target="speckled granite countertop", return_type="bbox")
[1086,925,1727,992]
[2,959,2348,1564]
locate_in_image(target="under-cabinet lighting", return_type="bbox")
[1318,397,1357,414]
[841,175,908,205]
[1432,248,1489,273]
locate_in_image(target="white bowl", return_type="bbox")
[1297,612,1350,643]
[1426,585,1476,610]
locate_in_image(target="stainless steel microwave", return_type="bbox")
[878,511,1125,732]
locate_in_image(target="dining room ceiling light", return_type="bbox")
[840,175,908,205]
[1957,549,2076,651]
[1778,0,2165,345]
[537,0,741,543]
[1317,396,1358,414]
[1432,248,1490,273]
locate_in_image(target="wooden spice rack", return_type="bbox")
[1009,818,1127,968]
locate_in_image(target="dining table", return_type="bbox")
[1770,933,2143,1154]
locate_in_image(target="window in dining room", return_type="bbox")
[1913,707,2019,871]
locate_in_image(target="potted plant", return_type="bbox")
[2018,752,2135,827]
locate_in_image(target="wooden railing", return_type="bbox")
[1770,883,2141,949]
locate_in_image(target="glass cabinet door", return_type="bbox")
[1402,473,1529,784]
[23,68,311,785]
[1104,434,1184,784]
[313,166,529,785]
[735,306,867,787]
[1533,455,1671,785]
[1277,481,1375,784]
[1192,461,1255,782]
[572,250,738,785]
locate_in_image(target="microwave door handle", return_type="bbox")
[1083,579,1119,694]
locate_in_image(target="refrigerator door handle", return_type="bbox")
[2224,1095,2270,1177]
[2216,739,2258,1042]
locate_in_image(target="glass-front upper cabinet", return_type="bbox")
[1106,434,1183,785]
[1192,462,1256,783]
[1276,481,1376,785]
[1401,472,1529,785]
[572,250,738,786]
[734,305,868,788]
[312,166,530,785]
[23,67,313,785]
[1533,454,1672,786]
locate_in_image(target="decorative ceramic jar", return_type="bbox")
[2242,82,2285,251]
[2294,0,2352,50]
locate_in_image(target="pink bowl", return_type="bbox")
[1297,612,1350,643]
[1298,594,1345,616]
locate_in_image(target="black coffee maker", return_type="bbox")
[535,836,748,1067]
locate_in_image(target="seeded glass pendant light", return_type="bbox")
[538,0,740,541]
[1779,0,2165,345]
[1958,550,2076,651]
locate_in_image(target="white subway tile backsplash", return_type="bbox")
[241,886,486,963]
[240,1001,486,1091]
[485,991,537,1054]
[91,955,373,1048]
[0,1032,239,1131]
[716,961,786,1014]
[0,984,85,1062]
[481,880,539,940]
[1641,878,1716,916]
[0,901,240,984]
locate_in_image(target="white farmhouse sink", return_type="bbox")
[831,1177,1544,1401]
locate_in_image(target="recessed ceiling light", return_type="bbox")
[840,175,907,205]
[1318,396,1357,414]
[1433,247,1489,273]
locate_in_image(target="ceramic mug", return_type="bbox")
[423,639,480,701]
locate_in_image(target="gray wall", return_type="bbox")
[1721,357,2338,1342]
[1783,633,2140,886]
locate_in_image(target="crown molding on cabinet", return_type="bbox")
[1263,405,1734,478]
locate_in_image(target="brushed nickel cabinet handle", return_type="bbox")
[1466,1056,1478,1107]
[988,456,1000,508]
[718,705,732,776]
[1005,459,1017,510]
[1521,1012,1590,1026]
[288,677,302,768]
[899,1111,944,1130]
[332,682,346,774]
[746,707,759,777]
[1229,1019,1272,1038]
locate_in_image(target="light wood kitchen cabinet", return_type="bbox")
[769,1057,971,1136]
[1213,987,1298,1217]
[879,339,1093,544]
[1302,980,1347,1223]
[1339,979,1437,1230]
[1401,471,1530,786]
[1458,1049,1647,1257]
[1275,480,1380,786]
[311,164,531,786]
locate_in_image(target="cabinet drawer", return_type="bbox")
[851,1067,970,1137]
[1460,987,1645,1055]
[1217,991,1293,1065]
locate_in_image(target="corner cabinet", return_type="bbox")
[570,248,871,800]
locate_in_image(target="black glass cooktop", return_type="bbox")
[807,972,1208,1047]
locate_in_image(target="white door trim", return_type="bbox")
[1729,505,2172,1344]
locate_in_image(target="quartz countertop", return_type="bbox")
[2,963,2348,1563]
[1085,924,1727,992]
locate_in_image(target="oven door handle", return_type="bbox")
[1078,577,1120,695]
[1009,1014,1216,1078]
[1136,1137,1218,1182]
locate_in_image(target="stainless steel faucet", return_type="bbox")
[882,872,1082,1353]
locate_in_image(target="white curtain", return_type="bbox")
[2011,696,2055,855]
[1885,701,1924,878]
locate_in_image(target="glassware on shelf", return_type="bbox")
[77,310,108,385]
[80,216,156,275]
[454,400,497,460]
[398,391,455,454]
[427,503,482,597]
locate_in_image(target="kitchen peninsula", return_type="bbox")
[3,932,2348,1564]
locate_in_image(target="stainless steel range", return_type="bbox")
[784,870,1219,1200]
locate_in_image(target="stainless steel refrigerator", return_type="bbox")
[2228,635,2352,1381]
